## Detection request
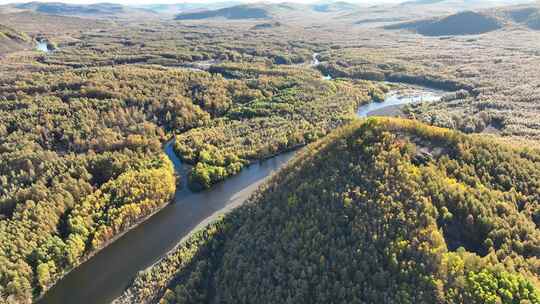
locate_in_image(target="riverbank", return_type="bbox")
[37,148,295,304]
[36,199,172,302]
[358,87,443,118]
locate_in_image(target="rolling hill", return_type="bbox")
[140,2,242,16]
[312,1,359,13]
[116,118,540,304]
[174,2,359,21]
[385,11,504,36]
[3,2,156,19]
[385,3,540,36]
[175,4,273,20]
[346,0,533,27]
[397,0,534,11]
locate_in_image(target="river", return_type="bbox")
[357,88,442,117]
[38,144,295,304]
[38,87,443,304]
[36,41,52,53]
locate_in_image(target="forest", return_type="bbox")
[1,1,540,303]
[116,118,540,304]
[0,64,180,302]
[0,16,380,302]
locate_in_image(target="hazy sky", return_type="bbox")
[0,0,401,6]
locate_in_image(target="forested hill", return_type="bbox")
[385,11,504,36]
[175,5,272,20]
[385,4,540,36]
[116,118,540,304]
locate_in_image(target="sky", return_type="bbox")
[0,0,400,6]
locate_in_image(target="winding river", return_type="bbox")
[38,88,443,304]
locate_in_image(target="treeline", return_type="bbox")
[115,118,540,304]
[317,62,473,92]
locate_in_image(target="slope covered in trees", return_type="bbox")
[385,11,503,36]
[385,4,540,36]
[116,118,540,304]
[175,5,272,20]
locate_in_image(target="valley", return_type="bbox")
[0,0,539,303]
[37,87,443,304]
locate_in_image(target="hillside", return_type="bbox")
[174,2,353,21]
[0,12,109,36]
[384,3,540,36]
[140,2,242,16]
[116,118,540,304]
[0,24,31,55]
[312,1,359,13]
[385,11,504,36]
[5,2,156,19]
[175,4,273,20]
[344,0,530,25]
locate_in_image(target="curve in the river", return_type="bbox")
[38,86,443,304]
[38,143,295,304]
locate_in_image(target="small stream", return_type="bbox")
[311,52,320,66]
[38,86,443,304]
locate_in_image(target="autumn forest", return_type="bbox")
[1,0,540,303]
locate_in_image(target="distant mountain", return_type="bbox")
[385,11,503,35]
[175,4,272,20]
[174,1,360,21]
[385,3,540,36]
[15,2,122,15]
[499,4,540,29]
[399,0,446,5]
[344,0,532,27]
[399,0,533,8]
[312,1,359,13]
[174,3,311,20]
[140,2,242,15]
[8,2,156,18]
